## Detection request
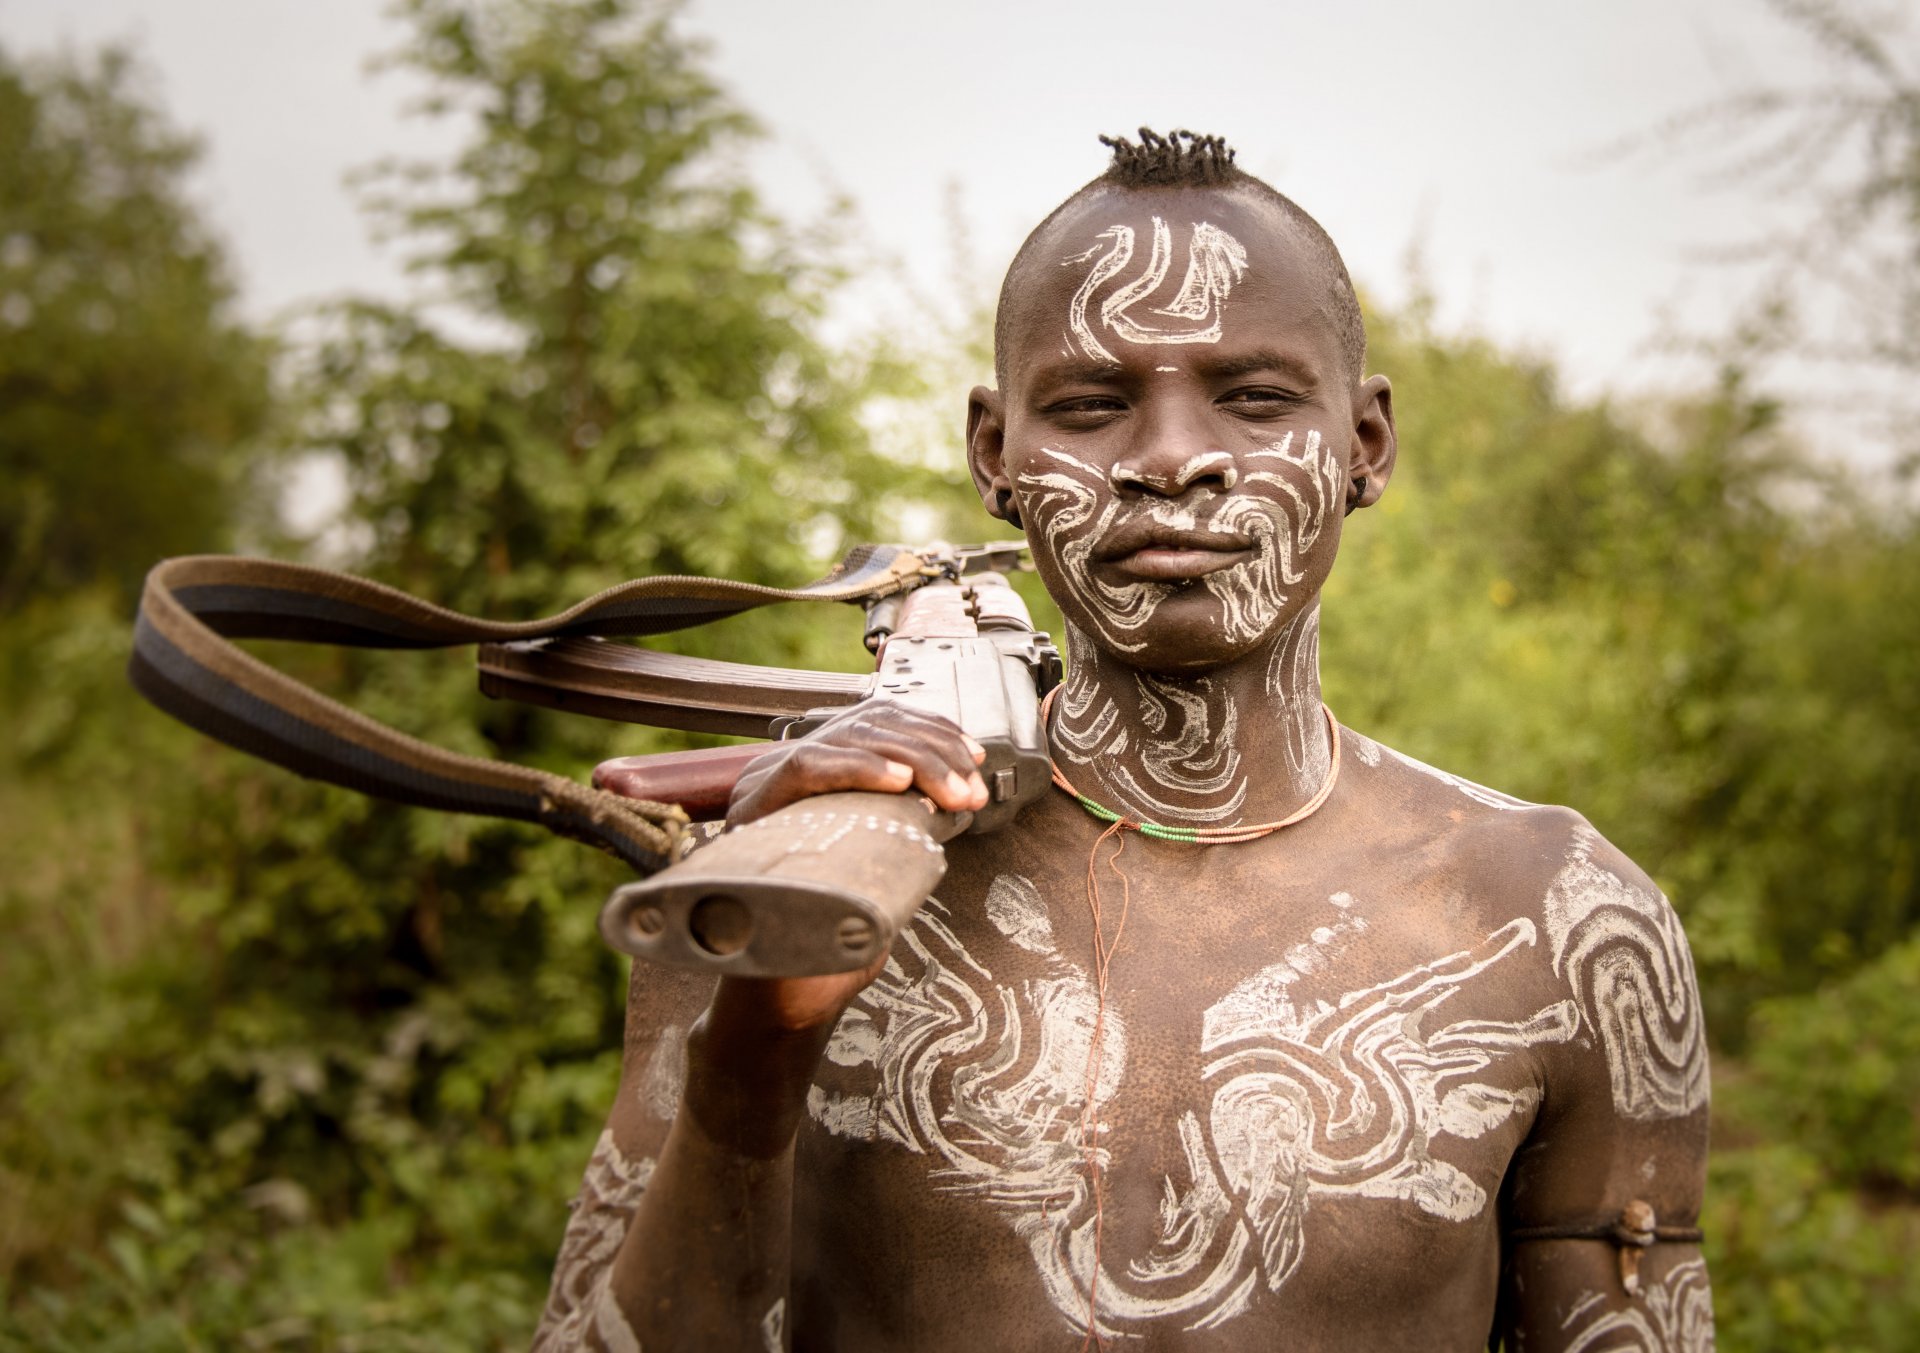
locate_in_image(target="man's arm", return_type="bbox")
[1503,1240,1713,1351]
[1496,824,1714,1351]
[533,706,989,1351]
[531,962,712,1351]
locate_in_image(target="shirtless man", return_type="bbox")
[534,129,1714,1352]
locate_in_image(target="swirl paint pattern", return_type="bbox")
[1015,433,1338,660]
[532,1130,653,1353]
[1062,218,1249,362]
[1544,829,1709,1121]
[809,879,1578,1339]
[1560,1259,1715,1351]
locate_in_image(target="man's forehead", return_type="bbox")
[1005,185,1338,378]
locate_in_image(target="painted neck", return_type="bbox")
[1049,604,1330,828]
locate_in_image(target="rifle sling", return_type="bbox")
[129,547,928,876]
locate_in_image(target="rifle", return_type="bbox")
[129,543,1058,978]
[484,545,1059,976]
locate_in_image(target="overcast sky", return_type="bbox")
[0,0,1879,451]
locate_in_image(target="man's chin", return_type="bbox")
[1084,622,1270,677]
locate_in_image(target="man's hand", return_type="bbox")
[683,706,990,1090]
[703,704,992,1031]
[726,703,991,829]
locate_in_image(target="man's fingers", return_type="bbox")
[793,706,985,809]
[725,706,991,826]
[729,743,914,825]
[841,722,987,812]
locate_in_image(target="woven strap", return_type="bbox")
[129,546,928,875]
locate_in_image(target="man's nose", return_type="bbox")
[1107,399,1237,495]
[1107,447,1238,496]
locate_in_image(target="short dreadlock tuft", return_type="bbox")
[1098,128,1239,188]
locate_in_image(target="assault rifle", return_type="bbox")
[481,542,1059,977]
[130,543,1058,981]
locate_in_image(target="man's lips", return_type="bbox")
[1093,522,1255,581]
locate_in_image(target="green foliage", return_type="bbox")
[1730,937,1920,1193]
[3,0,954,1341]
[0,45,272,612]
[1702,1142,1920,1352]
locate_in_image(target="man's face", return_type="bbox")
[972,186,1385,674]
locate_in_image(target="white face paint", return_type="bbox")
[532,1129,653,1353]
[1062,218,1249,362]
[1560,1259,1714,1352]
[1016,430,1338,659]
[1544,828,1710,1120]
[810,880,1575,1340]
[1206,430,1343,643]
[1018,447,1172,654]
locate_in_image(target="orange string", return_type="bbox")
[1041,684,1340,1347]
[1078,818,1131,1350]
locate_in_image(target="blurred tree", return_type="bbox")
[4,6,1917,1347]
[2,1,947,1343]
[318,0,931,606]
[1633,0,1920,470]
[0,44,271,613]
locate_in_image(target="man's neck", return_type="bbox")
[1049,603,1330,828]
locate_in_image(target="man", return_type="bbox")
[535,129,1713,1352]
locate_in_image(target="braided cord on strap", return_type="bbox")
[129,547,928,875]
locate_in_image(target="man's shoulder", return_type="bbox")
[1338,725,1685,947]
[1340,724,1648,884]
[1341,725,1711,1124]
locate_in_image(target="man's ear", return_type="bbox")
[1345,374,1397,514]
[967,385,1019,526]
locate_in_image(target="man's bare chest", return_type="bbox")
[793,831,1580,1347]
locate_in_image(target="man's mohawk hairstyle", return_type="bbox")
[1098,128,1240,188]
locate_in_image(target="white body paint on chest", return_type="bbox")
[809,877,1577,1340]
[1062,218,1248,363]
[1544,828,1709,1120]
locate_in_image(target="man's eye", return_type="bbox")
[1048,396,1126,416]
[1220,388,1297,413]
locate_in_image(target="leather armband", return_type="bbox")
[1508,1199,1704,1296]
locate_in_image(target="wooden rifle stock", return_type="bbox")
[599,791,968,976]
[593,745,769,822]
[586,567,1060,976]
